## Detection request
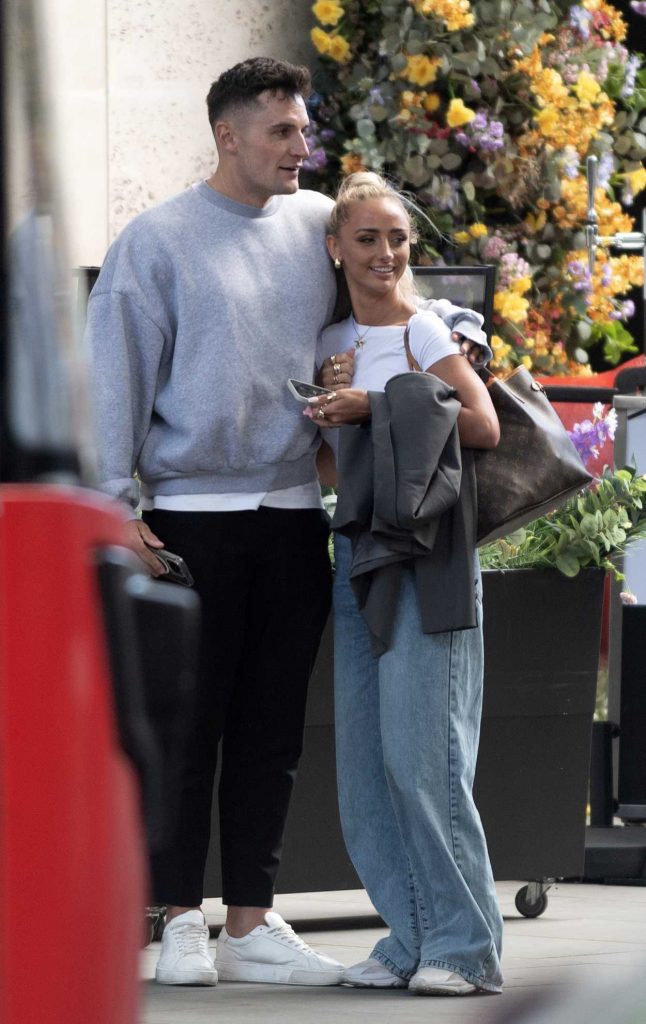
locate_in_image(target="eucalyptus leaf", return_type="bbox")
[556,552,581,577]
[428,137,449,155]
[403,155,432,187]
[462,180,476,202]
[614,134,633,155]
[356,118,376,140]
[442,152,464,171]
[369,105,390,122]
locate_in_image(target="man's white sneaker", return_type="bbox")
[343,958,408,988]
[409,967,478,996]
[215,911,344,986]
[155,910,218,986]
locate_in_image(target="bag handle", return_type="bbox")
[403,324,423,373]
[405,324,534,408]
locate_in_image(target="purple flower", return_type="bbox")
[569,5,593,39]
[562,146,579,180]
[498,251,531,288]
[622,55,640,98]
[428,175,461,213]
[454,131,470,147]
[320,128,336,142]
[369,87,385,106]
[303,147,327,171]
[568,260,592,293]
[630,1,646,14]
[622,299,635,318]
[568,406,617,466]
[601,263,613,287]
[482,234,510,261]
[597,152,614,190]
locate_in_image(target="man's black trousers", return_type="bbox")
[144,506,332,908]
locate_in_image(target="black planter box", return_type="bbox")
[204,568,604,895]
[474,568,605,880]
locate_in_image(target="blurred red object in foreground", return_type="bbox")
[0,486,146,1024]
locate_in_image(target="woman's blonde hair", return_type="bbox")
[328,171,419,243]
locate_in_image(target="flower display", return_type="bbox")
[307,0,646,376]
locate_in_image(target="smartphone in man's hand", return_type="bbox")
[145,545,195,587]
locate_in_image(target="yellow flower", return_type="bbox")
[413,0,474,31]
[326,33,351,62]
[400,90,424,109]
[574,71,601,104]
[521,355,533,370]
[340,152,366,176]
[536,105,560,136]
[627,168,646,195]
[404,54,441,87]
[446,98,476,128]
[312,0,344,26]
[469,223,488,238]
[423,92,441,113]
[310,27,331,54]
[525,210,547,234]
[453,230,471,245]
[494,290,530,323]
[511,275,532,295]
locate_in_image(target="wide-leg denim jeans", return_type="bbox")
[333,535,503,991]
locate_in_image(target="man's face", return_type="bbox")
[225,90,310,206]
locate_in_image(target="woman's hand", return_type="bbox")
[317,349,355,390]
[306,387,370,426]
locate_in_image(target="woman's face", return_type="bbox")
[328,196,411,304]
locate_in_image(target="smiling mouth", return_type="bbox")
[280,165,302,173]
[370,266,395,274]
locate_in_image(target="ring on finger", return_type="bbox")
[333,362,341,374]
[316,407,326,419]
[329,354,337,366]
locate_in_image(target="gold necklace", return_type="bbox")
[351,314,372,349]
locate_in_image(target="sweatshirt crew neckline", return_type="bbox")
[193,180,282,219]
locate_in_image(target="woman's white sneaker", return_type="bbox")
[343,958,408,988]
[154,910,218,986]
[409,967,477,996]
[215,911,344,985]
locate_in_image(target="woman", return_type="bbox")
[309,172,504,996]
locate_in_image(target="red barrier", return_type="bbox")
[0,486,146,1024]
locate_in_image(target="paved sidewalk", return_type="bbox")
[140,882,646,1023]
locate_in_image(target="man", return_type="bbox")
[88,56,487,989]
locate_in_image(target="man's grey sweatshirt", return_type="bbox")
[87,182,337,510]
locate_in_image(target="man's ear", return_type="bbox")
[214,119,238,154]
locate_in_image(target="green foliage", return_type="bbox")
[479,466,646,578]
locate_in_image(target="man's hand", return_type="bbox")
[317,349,355,390]
[307,388,370,427]
[453,332,488,369]
[124,518,168,577]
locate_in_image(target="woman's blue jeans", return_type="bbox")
[333,534,503,991]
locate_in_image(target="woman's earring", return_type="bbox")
[334,257,342,270]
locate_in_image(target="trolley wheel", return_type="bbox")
[515,884,548,918]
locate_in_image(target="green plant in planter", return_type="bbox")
[479,465,646,579]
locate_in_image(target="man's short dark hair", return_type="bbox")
[206,57,311,130]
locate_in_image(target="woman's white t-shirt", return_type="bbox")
[316,310,460,456]
[317,310,459,392]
